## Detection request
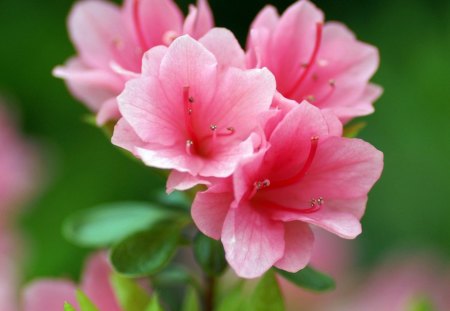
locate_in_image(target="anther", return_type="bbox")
[227,127,235,132]
[317,197,324,205]
[328,79,336,87]
[189,96,194,103]
[306,95,316,102]
[210,124,217,131]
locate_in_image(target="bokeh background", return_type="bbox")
[0,0,449,284]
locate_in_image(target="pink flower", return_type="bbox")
[246,0,381,123]
[23,252,127,311]
[0,229,21,311]
[112,34,276,191]
[334,254,450,311]
[192,102,383,278]
[53,0,213,125]
[0,104,37,221]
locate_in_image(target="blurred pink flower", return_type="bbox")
[246,0,381,123]
[23,252,126,311]
[0,229,22,311]
[54,0,213,125]
[0,104,37,222]
[192,102,383,278]
[333,254,450,311]
[112,34,275,191]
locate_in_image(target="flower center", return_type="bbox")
[183,87,234,157]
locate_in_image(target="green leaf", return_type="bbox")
[216,282,246,311]
[76,290,99,311]
[151,265,200,290]
[249,271,284,311]
[110,273,150,311]
[182,287,201,311]
[64,202,181,247]
[64,302,78,311]
[145,294,165,311]
[110,221,183,277]
[275,266,335,292]
[343,121,367,138]
[193,232,227,277]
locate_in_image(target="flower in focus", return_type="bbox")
[192,102,383,278]
[246,0,381,123]
[53,0,213,125]
[112,34,275,192]
[23,252,137,311]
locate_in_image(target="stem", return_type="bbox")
[205,275,216,311]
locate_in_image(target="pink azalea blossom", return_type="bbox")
[0,104,37,221]
[23,252,127,311]
[192,102,383,278]
[112,34,276,190]
[246,0,382,123]
[333,254,450,311]
[53,0,213,125]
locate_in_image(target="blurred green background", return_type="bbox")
[0,0,449,281]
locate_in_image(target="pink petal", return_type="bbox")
[158,35,218,110]
[124,0,183,48]
[268,0,324,93]
[53,58,122,112]
[117,76,183,146]
[69,0,138,71]
[192,183,233,240]
[250,5,279,31]
[302,136,384,199]
[270,205,362,239]
[222,203,285,278]
[183,0,214,39]
[96,98,121,125]
[111,118,146,157]
[275,221,314,272]
[23,280,77,311]
[263,102,330,181]
[81,252,121,311]
[199,28,246,69]
[141,46,168,76]
[166,170,215,193]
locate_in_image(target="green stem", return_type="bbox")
[205,275,216,311]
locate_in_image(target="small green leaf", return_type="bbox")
[343,121,367,138]
[64,302,78,311]
[249,271,284,311]
[76,290,99,311]
[145,294,165,311]
[110,221,183,277]
[182,287,200,311]
[275,266,335,292]
[216,282,246,311]
[408,297,436,311]
[64,202,180,247]
[193,232,227,277]
[110,273,150,311]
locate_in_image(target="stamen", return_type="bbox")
[306,95,316,103]
[263,201,322,214]
[185,140,194,155]
[183,87,199,153]
[286,22,323,97]
[132,0,148,49]
[270,136,319,189]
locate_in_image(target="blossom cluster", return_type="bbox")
[55,0,384,278]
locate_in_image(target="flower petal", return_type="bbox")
[222,203,285,278]
[200,28,245,69]
[192,183,233,239]
[183,0,214,39]
[23,280,77,311]
[275,221,314,272]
